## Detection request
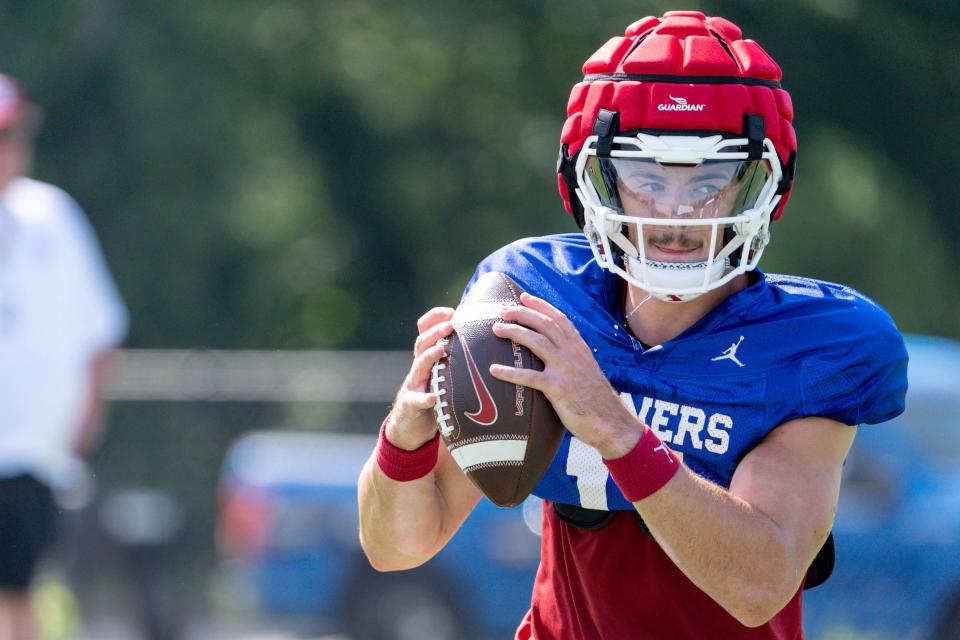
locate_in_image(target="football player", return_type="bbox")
[358,12,907,639]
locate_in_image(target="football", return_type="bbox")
[431,271,565,507]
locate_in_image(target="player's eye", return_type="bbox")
[621,177,663,195]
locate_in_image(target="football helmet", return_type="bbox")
[556,12,797,301]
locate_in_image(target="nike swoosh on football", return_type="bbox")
[459,334,499,426]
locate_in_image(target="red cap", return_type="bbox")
[0,74,31,129]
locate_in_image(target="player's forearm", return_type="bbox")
[635,468,807,627]
[357,457,447,571]
[72,350,117,457]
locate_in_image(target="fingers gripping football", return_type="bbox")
[414,315,455,357]
[417,306,456,334]
[490,293,627,447]
[405,343,447,406]
[491,292,589,383]
[496,294,575,356]
[516,292,580,343]
[388,308,455,451]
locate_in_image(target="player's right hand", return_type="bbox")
[386,306,455,451]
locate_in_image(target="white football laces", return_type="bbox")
[431,338,453,437]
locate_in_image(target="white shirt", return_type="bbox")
[0,177,128,484]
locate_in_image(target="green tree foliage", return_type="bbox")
[0,0,955,349]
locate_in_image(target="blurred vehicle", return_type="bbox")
[217,335,960,640]
[804,335,960,640]
[216,430,541,640]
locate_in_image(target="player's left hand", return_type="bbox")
[489,292,641,459]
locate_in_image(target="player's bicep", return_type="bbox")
[432,443,483,550]
[729,417,856,577]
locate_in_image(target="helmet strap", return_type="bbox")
[556,144,585,228]
[743,114,765,160]
[776,150,797,195]
[593,109,620,158]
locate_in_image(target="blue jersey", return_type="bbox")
[463,234,908,511]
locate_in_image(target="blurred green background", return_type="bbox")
[0,0,957,636]
[4,0,957,351]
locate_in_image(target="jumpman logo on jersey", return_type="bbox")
[711,336,746,367]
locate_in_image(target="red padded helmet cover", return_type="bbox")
[558,12,796,220]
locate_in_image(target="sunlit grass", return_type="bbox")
[32,571,79,640]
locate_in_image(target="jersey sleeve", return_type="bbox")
[462,235,614,311]
[795,290,908,426]
[463,237,559,300]
[58,194,129,353]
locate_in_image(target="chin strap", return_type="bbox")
[624,254,730,302]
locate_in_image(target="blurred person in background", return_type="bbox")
[359,11,908,639]
[0,74,127,640]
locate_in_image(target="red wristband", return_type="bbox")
[603,427,681,502]
[375,415,440,482]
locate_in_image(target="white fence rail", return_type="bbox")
[107,349,411,402]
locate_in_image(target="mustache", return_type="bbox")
[646,231,703,250]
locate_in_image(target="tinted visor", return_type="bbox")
[585,157,771,220]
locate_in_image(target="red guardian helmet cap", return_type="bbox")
[555,12,797,302]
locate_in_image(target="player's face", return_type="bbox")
[616,161,738,264]
[588,157,769,265]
